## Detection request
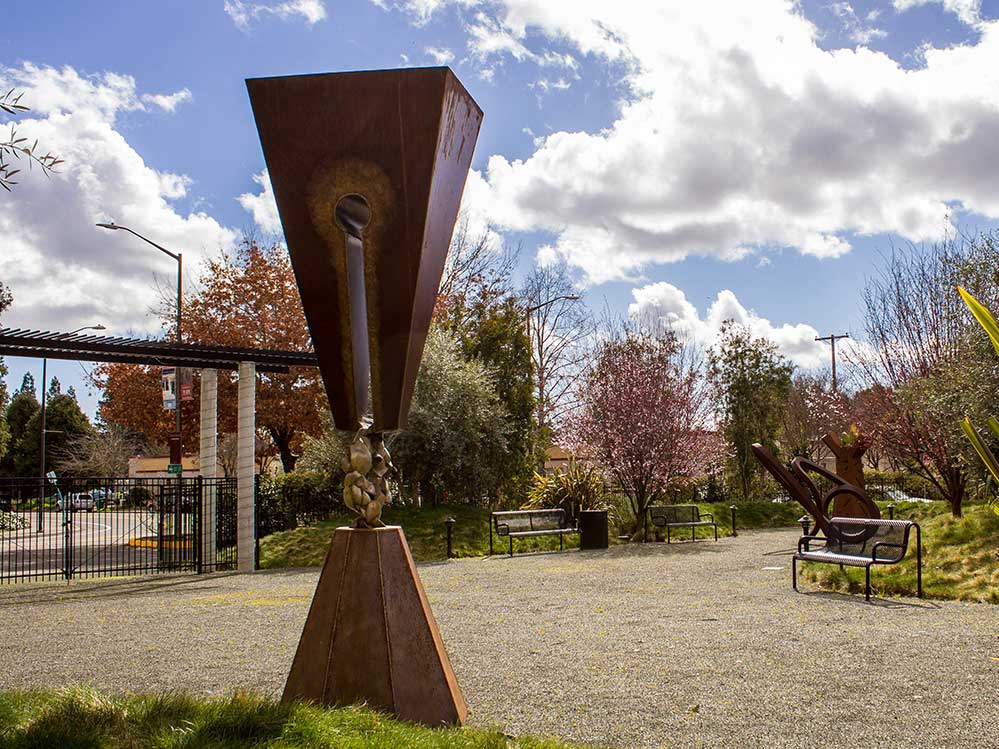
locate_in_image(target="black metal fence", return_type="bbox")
[0,476,237,583]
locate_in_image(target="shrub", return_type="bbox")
[0,510,26,531]
[523,461,612,524]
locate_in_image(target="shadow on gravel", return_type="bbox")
[800,589,942,610]
[0,572,241,606]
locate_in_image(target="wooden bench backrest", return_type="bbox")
[492,509,567,534]
[649,504,699,525]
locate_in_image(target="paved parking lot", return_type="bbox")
[1,528,996,748]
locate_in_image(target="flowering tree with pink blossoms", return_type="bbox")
[568,327,718,535]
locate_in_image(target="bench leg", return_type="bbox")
[666,525,671,544]
[560,533,563,551]
[915,523,923,598]
[713,523,718,541]
[865,566,871,601]
[792,557,797,591]
[489,522,493,556]
[692,525,696,543]
[509,535,513,558]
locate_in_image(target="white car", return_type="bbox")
[56,492,96,512]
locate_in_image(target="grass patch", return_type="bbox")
[257,503,583,569]
[802,501,999,602]
[258,499,805,568]
[0,687,584,749]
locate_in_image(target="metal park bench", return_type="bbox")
[645,504,718,543]
[793,517,922,601]
[490,509,578,557]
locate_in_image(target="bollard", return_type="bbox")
[445,516,456,559]
[729,504,737,537]
[798,515,811,537]
[887,503,895,520]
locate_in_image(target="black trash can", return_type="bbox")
[578,510,609,550]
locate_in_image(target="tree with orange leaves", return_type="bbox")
[96,238,325,472]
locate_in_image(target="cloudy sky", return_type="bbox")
[2,0,999,415]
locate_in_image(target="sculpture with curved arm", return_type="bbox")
[751,443,880,538]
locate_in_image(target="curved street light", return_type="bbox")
[97,221,185,478]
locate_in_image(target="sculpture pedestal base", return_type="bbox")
[282,526,467,726]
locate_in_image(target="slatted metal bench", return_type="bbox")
[645,504,718,543]
[793,517,922,601]
[490,509,578,557]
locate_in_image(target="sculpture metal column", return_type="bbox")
[247,67,482,726]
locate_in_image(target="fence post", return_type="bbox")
[196,476,204,574]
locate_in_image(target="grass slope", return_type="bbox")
[257,500,803,569]
[0,688,584,749]
[803,501,999,602]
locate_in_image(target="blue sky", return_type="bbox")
[2,0,999,417]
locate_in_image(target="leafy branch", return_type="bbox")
[0,89,63,192]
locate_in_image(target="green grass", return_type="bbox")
[0,687,584,749]
[257,499,804,568]
[803,501,999,602]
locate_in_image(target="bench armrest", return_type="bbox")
[698,512,714,522]
[495,522,510,536]
[797,534,825,553]
[870,541,906,562]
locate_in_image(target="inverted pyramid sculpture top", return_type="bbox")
[247,67,483,431]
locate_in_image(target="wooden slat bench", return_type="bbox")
[490,509,578,557]
[645,504,718,543]
[793,517,922,600]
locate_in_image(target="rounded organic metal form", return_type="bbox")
[342,430,393,527]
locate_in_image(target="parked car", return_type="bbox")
[56,492,97,513]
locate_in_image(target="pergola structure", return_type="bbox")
[0,327,319,571]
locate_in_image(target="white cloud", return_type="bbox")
[425,46,455,64]
[0,63,236,335]
[829,2,887,44]
[893,0,981,26]
[237,169,282,236]
[628,281,828,368]
[389,0,999,285]
[224,0,326,29]
[141,88,193,113]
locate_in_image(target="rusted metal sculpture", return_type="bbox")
[751,443,879,538]
[821,431,870,516]
[247,67,482,726]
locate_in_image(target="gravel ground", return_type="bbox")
[1,528,997,748]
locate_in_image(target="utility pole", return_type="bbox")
[815,333,850,393]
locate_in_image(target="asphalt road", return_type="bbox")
[0,510,188,579]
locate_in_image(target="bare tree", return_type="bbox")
[849,237,999,516]
[54,425,146,477]
[522,263,593,440]
[436,215,517,333]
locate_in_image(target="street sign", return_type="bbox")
[168,431,182,464]
[167,463,182,474]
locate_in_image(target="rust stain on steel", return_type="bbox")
[282,526,467,726]
[246,67,483,432]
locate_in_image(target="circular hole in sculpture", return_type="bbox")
[334,193,371,239]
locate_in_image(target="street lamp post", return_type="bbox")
[37,324,106,533]
[97,221,183,454]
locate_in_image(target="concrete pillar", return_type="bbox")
[199,369,218,571]
[238,361,256,572]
